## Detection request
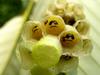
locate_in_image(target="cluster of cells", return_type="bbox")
[19,0,93,74]
[23,3,92,56]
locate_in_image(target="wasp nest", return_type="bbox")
[17,0,93,75]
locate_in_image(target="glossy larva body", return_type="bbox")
[22,21,43,40]
[59,25,82,48]
[43,15,65,36]
[59,25,83,56]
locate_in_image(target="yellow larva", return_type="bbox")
[44,15,65,36]
[22,21,43,40]
[60,25,81,48]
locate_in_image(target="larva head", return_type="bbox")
[44,15,65,35]
[32,22,43,40]
[23,21,43,40]
[60,25,81,47]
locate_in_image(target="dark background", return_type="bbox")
[0,0,28,27]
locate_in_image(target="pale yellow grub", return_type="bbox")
[22,21,43,40]
[44,15,65,36]
[60,25,81,48]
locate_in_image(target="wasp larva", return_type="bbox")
[59,25,83,56]
[43,15,65,36]
[22,21,43,40]
[60,25,81,47]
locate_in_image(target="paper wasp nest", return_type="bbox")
[17,0,93,75]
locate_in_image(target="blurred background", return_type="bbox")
[0,0,28,27]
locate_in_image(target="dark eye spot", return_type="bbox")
[44,20,48,25]
[34,26,37,28]
[32,26,38,32]
[78,21,81,24]
[61,55,72,60]
[62,37,66,41]
[32,29,38,32]
[57,72,66,75]
[49,20,58,25]
[66,34,74,40]
[62,33,74,41]
[76,25,79,30]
